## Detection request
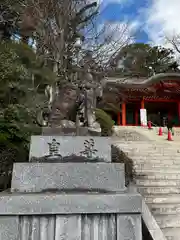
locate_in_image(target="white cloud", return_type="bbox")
[97,0,128,7]
[81,0,139,65]
[94,21,137,63]
[144,0,180,50]
[82,20,138,66]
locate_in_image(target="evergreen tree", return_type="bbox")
[111,43,179,77]
[0,40,55,190]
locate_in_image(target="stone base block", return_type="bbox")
[0,193,142,240]
[0,193,142,214]
[29,136,112,162]
[11,163,125,192]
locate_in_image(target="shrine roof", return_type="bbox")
[105,73,180,89]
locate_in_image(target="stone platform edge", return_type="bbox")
[11,162,126,192]
[0,193,142,215]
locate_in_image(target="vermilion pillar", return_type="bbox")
[141,97,145,109]
[178,102,180,124]
[117,112,121,125]
[121,103,126,126]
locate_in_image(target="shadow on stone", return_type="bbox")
[111,145,136,186]
[31,154,105,163]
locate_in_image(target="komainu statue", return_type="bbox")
[37,81,103,135]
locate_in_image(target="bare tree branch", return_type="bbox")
[166,34,180,54]
[1,0,136,85]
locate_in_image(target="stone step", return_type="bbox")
[115,145,169,149]
[115,144,177,148]
[125,152,180,157]
[136,179,180,187]
[118,144,180,148]
[119,144,173,147]
[137,172,180,180]
[144,194,180,204]
[138,186,180,195]
[131,154,180,159]
[133,159,180,165]
[115,141,170,145]
[121,145,180,149]
[121,147,180,152]
[149,203,180,215]
[134,163,180,169]
[155,214,180,228]
[132,154,180,158]
[162,227,180,240]
[135,168,180,174]
[119,143,179,147]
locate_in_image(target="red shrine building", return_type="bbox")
[106,73,180,126]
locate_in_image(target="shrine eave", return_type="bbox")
[105,73,180,89]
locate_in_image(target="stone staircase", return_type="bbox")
[114,127,180,240]
[113,125,180,143]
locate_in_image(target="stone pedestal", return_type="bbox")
[11,163,126,192]
[29,136,112,162]
[42,127,101,136]
[0,193,142,240]
[0,135,142,240]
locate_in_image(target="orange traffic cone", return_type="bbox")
[158,127,163,136]
[167,130,173,141]
[147,121,152,130]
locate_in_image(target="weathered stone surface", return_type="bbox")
[115,140,180,240]
[155,214,180,228]
[113,128,150,141]
[42,127,102,136]
[138,186,180,195]
[134,163,180,170]
[11,163,126,192]
[163,227,180,240]
[0,128,145,240]
[145,195,180,204]
[29,136,112,162]
[150,203,180,215]
[0,213,142,240]
[42,127,89,136]
[0,217,19,240]
[117,214,142,240]
[0,193,142,214]
[136,179,180,187]
[142,200,166,240]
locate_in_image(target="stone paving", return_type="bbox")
[114,126,180,240]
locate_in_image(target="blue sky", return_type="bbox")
[96,0,180,48]
[100,1,149,42]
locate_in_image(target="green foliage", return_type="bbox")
[0,117,42,190]
[0,41,54,111]
[102,102,121,114]
[0,40,54,191]
[112,43,179,77]
[0,1,20,40]
[95,108,115,136]
[111,145,136,186]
